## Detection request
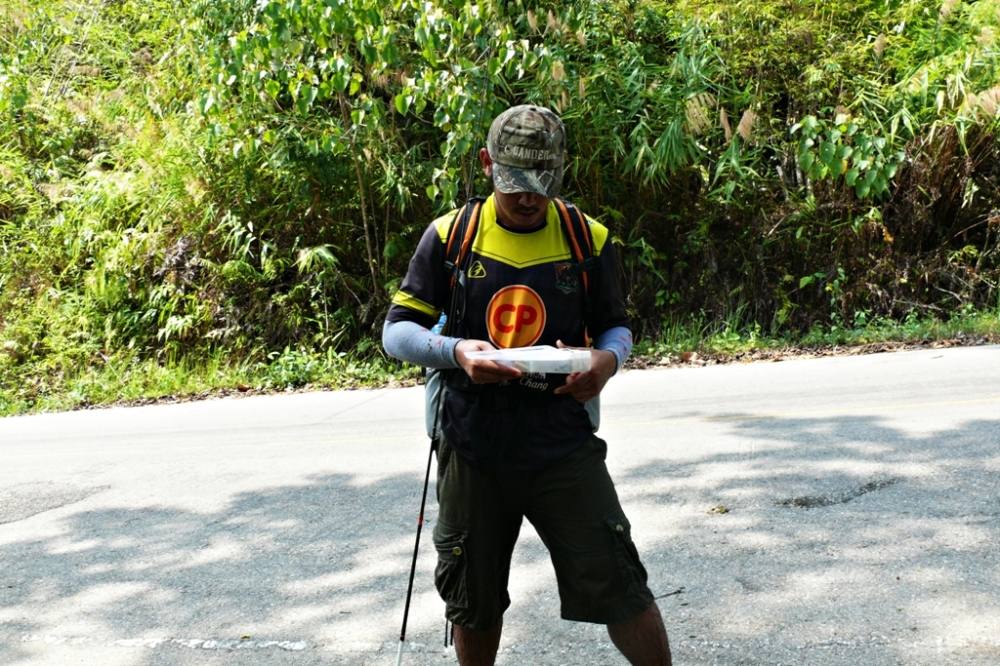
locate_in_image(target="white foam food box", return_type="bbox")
[464,345,592,373]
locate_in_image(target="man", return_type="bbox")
[383,104,671,665]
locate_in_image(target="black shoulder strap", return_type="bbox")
[443,197,485,288]
[440,197,485,337]
[553,198,597,296]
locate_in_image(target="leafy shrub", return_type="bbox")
[1,0,998,411]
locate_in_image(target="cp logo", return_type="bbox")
[486,285,546,348]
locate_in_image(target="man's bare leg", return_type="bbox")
[606,602,672,666]
[453,620,502,666]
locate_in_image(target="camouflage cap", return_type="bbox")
[486,104,566,199]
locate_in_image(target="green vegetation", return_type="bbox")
[0,350,421,416]
[637,306,1000,360]
[1,0,998,415]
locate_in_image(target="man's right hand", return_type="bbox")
[454,339,522,384]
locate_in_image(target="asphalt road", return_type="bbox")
[1,345,999,666]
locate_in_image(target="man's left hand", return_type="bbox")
[553,340,617,403]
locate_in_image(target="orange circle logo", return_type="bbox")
[486,285,546,348]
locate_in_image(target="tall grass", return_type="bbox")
[1,0,998,414]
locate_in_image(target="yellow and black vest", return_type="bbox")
[387,195,628,468]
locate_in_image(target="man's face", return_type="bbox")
[492,189,549,229]
[479,147,550,229]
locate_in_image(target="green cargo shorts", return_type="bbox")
[432,434,655,630]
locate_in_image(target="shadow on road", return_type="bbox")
[0,470,467,664]
[619,412,1000,665]
[1,412,998,665]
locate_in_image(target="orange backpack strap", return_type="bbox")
[440,198,485,338]
[553,198,596,296]
[554,198,598,345]
[443,197,485,289]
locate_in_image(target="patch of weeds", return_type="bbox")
[636,307,1000,367]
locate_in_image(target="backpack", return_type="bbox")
[425,196,598,440]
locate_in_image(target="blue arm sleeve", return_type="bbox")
[382,320,461,369]
[593,325,632,374]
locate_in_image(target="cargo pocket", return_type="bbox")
[606,517,648,593]
[433,530,470,610]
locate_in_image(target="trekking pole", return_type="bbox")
[395,431,439,666]
[397,241,464,663]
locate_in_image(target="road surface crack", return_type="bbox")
[776,477,900,509]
